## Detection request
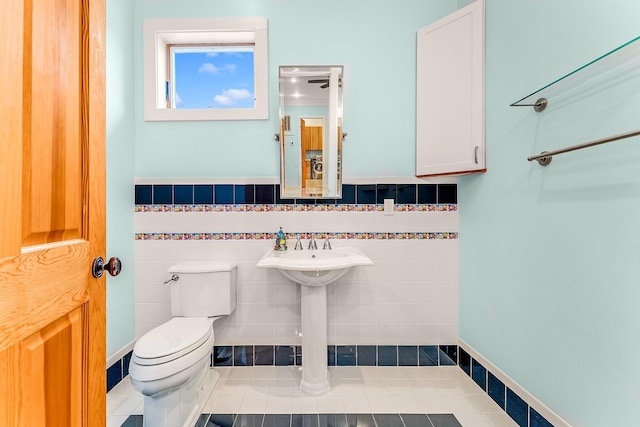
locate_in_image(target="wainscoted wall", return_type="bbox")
[133,182,458,348]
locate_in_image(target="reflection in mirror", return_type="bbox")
[279,66,343,198]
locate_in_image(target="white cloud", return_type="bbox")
[199,63,219,74]
[213,88,252,106]
[174,92,183,106]
[199,63,237,74]
[221,64,237,73]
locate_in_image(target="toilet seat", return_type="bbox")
[133,317,212,365]
[130,317,215,382]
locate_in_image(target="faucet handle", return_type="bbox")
[308,236,318,250]
[294,238,303,250]
[323,238,332,250]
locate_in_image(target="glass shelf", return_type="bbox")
[511,35,640,111]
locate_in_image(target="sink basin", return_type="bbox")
[256,246,373,286]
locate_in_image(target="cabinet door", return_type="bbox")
[309,126,323,150]
[416,0,484,177]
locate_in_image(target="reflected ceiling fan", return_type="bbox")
[307,78,342,89]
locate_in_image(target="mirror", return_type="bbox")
[279,66,343,198]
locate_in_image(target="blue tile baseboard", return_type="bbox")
[457,345,556,427]
[213,344,457,368]
[121,412,462,427]
[135,183,457,206]
[107,350,133,392]
[106,345,456,393]
[110,342,558,427]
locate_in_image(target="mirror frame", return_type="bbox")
[278,65,343,199]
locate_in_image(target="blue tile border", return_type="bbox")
[398,345,419,366]
[107,343,557,427]
[531,408,555,427]
[134,185,152,205]
[377,345,398,366]
[471,357,487,390]
[356,345,376,366]
[134,183,457,206]
[418,345,439,366]
[439,345,458,365]
[336,345,356,366]
[507,388,529,427]
[153,185,172,205]
[275,345,294,366]
[233,345,254,366]
[254,345,274,366]
[457,344,557,427]
[212,344,455,368]
[488,371,506,409]
[106,350,133,392]
[174,185,194,204]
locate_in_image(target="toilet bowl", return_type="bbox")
[129,317,218,427]
[129,261,237,427]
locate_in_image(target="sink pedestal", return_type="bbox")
[299,284,330,395]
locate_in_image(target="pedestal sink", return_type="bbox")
[257,246,373,395]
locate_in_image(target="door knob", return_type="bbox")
[92,257,122,278]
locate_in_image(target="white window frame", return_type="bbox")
[143,17,268,121]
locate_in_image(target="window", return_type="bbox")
[143,17,268,121]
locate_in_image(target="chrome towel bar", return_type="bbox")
[528,128,640,166]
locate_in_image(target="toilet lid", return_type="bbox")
[134,318,212,364]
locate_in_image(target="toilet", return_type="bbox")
[129,261,237,427]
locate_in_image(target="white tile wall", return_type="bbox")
[134,208,458,346]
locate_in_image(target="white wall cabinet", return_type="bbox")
[416,0,485,177]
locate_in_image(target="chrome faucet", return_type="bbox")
[308,236,318,250]
[323,238,332,250]
[294,238,303,250]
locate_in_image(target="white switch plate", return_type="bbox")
[384,198,394,215]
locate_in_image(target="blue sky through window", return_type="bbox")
[172,48,255,109]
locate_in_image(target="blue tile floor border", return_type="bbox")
[121,413,461,427]
[457,345,557,427]
[109,344,454,391]
[107,350,133,392]
[110,343,558,427]
[213,345,453,368]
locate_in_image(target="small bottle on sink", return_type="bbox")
[275,227,287,251]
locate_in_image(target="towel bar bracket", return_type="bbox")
[510,97,548,112]
[531,151,552,166]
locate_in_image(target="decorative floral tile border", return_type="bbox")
[134,204,458,213]
[134,232,458,241]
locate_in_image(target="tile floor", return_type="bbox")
[107,366,519,427]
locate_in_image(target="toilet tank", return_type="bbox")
[167,261,237,317]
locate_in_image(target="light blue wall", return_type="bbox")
[106,0,136,357]
[459,1,640,426]
[132,0,458,179]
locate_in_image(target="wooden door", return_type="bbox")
[0,0,106,426]
[300,120,309,184]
